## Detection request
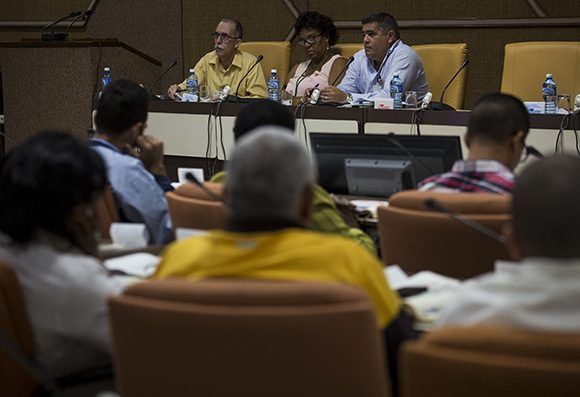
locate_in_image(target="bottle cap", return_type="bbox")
[104,67,110,72]
[546,73,553,78]
[271,69,277,73]
[189,68,195,73]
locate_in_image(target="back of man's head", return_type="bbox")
[95,79,149,137]
[227,126,315,223]
[233,99,295,141]
[467,93,529,145]
[513,155,580,259]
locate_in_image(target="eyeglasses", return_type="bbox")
[211,32,240,42]
[520,144,544,162]
[297,33,321,47]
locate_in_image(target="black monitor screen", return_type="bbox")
[310,133,463,195]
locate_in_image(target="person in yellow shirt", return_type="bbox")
[167,18,267,99]
[210,99,377,254]
[154,127,415,396]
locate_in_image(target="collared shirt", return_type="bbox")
[89,138,174,244]
[437,257,580,332]
[210,170,376,255]
[178,49,268,98]
[0,234,126,376]
[154,228,400,327]
[337,39,428,103]
[418,159,515,194]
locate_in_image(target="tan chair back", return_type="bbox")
[501,41,580,102]
[166,182,227,231]
[239,41,292,87]
[378,190,511,280]
[334,43,363,60]
[401,326,580,397]
[95,184,119,241]
[413,43,468,109]
[0,262,39,397]
[109,279,389,397]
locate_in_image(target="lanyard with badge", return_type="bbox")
[372,40,400,93]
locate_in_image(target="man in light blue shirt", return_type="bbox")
[89,79,174,245]
[320,12,428,104]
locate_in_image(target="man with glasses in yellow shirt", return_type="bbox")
[168,18,267,99]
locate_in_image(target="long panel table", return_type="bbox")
[148,101,578,180]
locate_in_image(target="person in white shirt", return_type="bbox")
[437,155,580,332]
[0,131,125,377]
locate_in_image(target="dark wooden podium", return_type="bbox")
[0,39,162,154]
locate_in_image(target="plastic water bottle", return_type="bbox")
[102,67,112,89]
[268,69,281,102]
[542,73,557,114]
[389,74,403,110]
[186,68,199,102]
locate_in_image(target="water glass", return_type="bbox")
[404,91,418,108]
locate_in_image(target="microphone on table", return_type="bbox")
[386,133,433,178]
[150,60,178,99]
[424,198,506,244]
[330,56,355,86]
[185,172,227,204]
[64,10,92,38]
[230,54,264,100]
[41,11,81,42]
[431,58,469,111]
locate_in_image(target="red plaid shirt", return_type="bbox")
[418,160,514,194]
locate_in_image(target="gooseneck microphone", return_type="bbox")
[150,60,178,98]
[431,58,469,111]
[234,54,264,98]
[185,172,227,204]
[330,56,355,86]
[386,133,433,177]
[41,11,81,42]
[424,198,506,244]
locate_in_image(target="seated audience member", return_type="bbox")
[210,99,376,254]
[167,18,267,99]
[318,12,428,104]
[419,93,530,193]
[283,11,349,102]
[155,128,414,395]
[438,155,580,331]
[0,131,125,377]
[90,79,174,244]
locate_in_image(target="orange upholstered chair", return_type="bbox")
[501,41,580,102]
[95,184,119,241]
[109,279,389,397]
[413,43,468,109]
[401,326,580,397]
[239,41,292,87]
[166,182,227,231]
[378,190,511,280]
[0,262,39,397]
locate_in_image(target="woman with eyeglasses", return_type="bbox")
[283,12,349,103]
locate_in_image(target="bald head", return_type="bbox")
[512,155,580,258]
[226,127,315,223]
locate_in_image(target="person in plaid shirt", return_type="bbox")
[419,93,530,194]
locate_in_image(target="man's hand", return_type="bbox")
[135,135,167,176]
[320,86,348,103]
[167,84,179,100]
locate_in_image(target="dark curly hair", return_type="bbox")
[294,11,339,46]
[0,131,107,250]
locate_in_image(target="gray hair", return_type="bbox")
[226,126,315,221]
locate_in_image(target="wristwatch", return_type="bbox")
[345,93,353,104]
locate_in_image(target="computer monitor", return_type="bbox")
[310,133,463,196]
